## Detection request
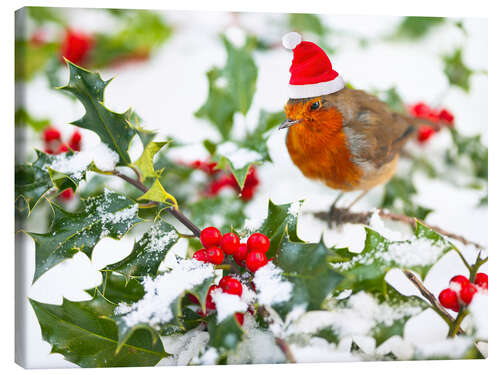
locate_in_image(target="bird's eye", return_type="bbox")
[310,101,320,110]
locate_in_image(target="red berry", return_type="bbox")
[459,283,477,305]
[474,273,488,290]
[439,288,460,312]
[220,233,240,255]
[425,110,441,124]
[200,227,222,248]
[190,160,218,175]
[240,185,256,201]
[233,243,248,266]
[69,130,82,151]
[219,276,242,296]
[59,188,74,201]
[57,143,69,154]
[247,233,270,254]
[206,247,224,265]
[60,29,93,64]
[193,249,208,262]
[205,285,219,310]
[439,109,454,125]
[409,102,432,118]
[235,312,244,326]
[450,275,470,291]
[207,176,233,196]
[43,127,61,142]
[246,251,268,273]
[188,294,199,304]
[417,125,435,143]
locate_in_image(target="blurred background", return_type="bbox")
[15,7,487,368]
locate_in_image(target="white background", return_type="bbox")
[2,0,498,374]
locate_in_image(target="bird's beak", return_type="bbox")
[279,118,302,130]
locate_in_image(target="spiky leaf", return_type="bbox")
[103,220,179,279]
[60,62,136,165]
[272,237,344,319]
[30,296,168,367]
[87,272,145,304]
[207,314,244,352]
[443,48,474,92]
[134,141,169,179]
[27,190,141,282]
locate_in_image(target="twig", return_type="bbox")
[313,208,484,249]
[402,270,464,335]
[112,169,201,238]
[258,306,297,363]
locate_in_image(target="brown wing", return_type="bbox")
[324,89,414,168]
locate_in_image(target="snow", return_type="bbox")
[414,337,474,359]
[159,328,209,366]
[211,288,247,323]
[139,223,178,253]
[47,142,119,179]
[468,292,488,340]
[115,259,215,328]
[287,200,302,217]
[253,263,293,305]
[217,142,262,169]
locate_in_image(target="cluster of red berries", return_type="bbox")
[408,102,455,144]
[60,29,93,65]
[439,273,488,312]
[42,126,82,201]
[188,160,260,201]
[193,227,270,273]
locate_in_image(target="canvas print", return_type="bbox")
[15,7,487,368]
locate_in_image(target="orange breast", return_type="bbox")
[285,109,363,191]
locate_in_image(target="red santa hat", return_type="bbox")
[282,32,344,99]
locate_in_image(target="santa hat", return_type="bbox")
[282,32,344,99]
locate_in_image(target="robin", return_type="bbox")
[279,32,439,223]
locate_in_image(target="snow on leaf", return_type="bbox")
[27,189,141,282]
[104,219,179,279]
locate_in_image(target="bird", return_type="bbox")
[279,32,435,224]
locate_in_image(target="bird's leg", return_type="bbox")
[345,190,369,211]
[327,192,344,228]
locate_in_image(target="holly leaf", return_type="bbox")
[27,190,141,282]
[393,16,445,39]
[138,178,177,207]
[443,48,474,92]
[60,61,136,165]
[30,296,168,367]
[15,150,88,214]
[103,220,179,280]
[256,200,303,258]
[188,195,246,234]
[196,36,257,138]
[15,108,50,131]
[371,285,428,345]
[207,314,244,352]
[332,223,455,297]
[272,236,344,319]
[134,141,169,179]
[87,272,145,304]
[15,40,58,81]
[289,13,328,36]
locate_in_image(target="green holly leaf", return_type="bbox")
[103,220,179,280]
[443,48,474,92]
[271,236,344,319]
[27,6,66,26]
[332,223,455,297]
[15,108,50,131]
[30,296,168,367]
[207,314,244,352]
[89,10,172,69]
[188,195,246,234]
[60,62,136,165]
[15,40,58,81]
[375,86,406,113]
[27,190,141,282]
[134,141,169,179]
[15,150,88,214]
[371,285,428,345]
[87,272,145,304]
[289,13,328,36]
[196,36,257,138]
[254,200,303,258]
[382,175,433,220]
[393,16,445,39]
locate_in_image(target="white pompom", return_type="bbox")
[282,32,302,50]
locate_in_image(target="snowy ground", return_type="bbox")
[17,9,487,368]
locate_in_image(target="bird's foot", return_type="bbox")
[327,206,351,228]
